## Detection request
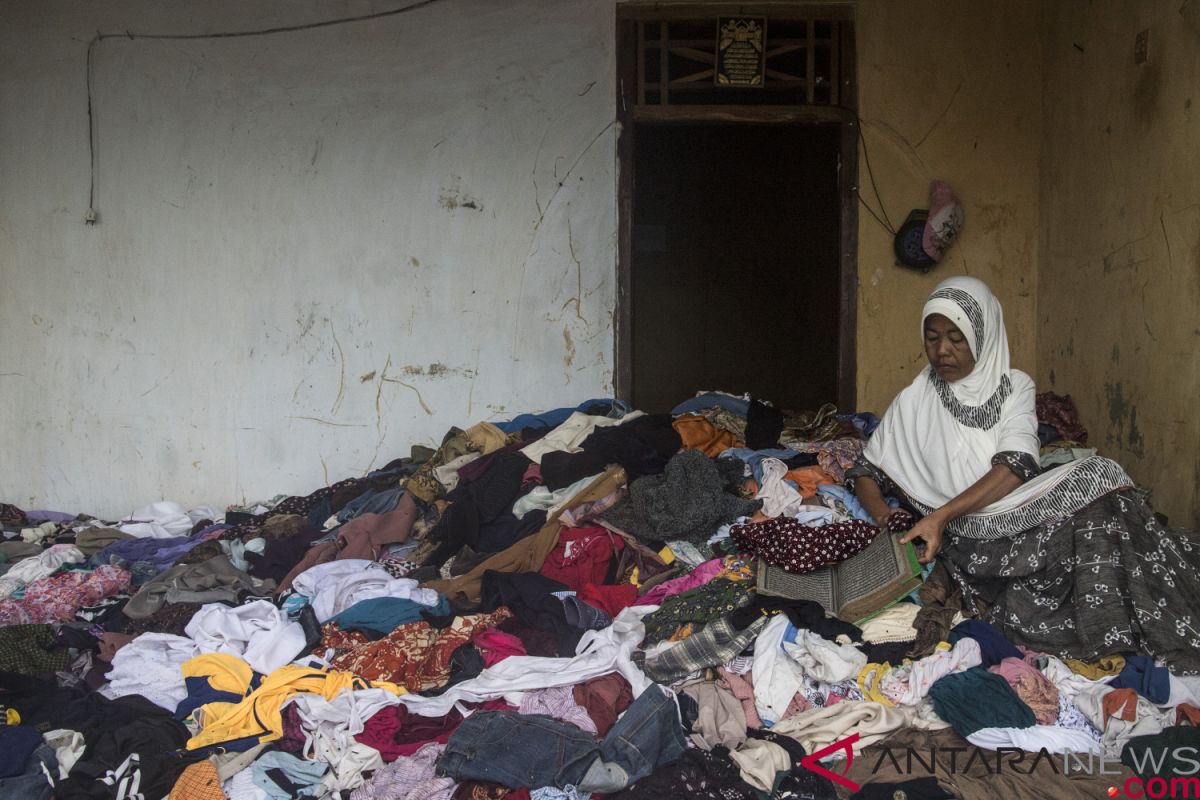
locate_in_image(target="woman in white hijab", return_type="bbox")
[850,276,1200,671]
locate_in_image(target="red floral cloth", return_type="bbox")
[1036,391,1088,445]
[321,608,512,690]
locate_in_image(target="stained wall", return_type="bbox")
[1038,1,1200,524]
[853,0,1044,416]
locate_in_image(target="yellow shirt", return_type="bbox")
[183,654,405,750]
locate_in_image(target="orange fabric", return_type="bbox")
[783,465,836,496]
[1103,688,1140,725]
[170,760,226,800]
[1178,703,1200,727]
[673,417,741,457]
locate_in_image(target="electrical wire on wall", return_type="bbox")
[83,0,446,225]
[854,117,897,238]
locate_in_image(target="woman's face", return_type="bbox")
[924,313,976,382]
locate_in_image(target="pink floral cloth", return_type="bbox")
[0,565,131,625]
[639,558,726,606]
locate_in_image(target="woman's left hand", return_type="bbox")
[898,514,947,565]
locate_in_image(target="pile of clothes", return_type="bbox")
[0,392,1195,800]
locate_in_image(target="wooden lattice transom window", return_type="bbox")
[629,12,853,107]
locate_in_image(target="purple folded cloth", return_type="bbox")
[92,535,203,572]
[24,510,75,523]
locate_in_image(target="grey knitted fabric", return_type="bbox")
[601,450,760,545]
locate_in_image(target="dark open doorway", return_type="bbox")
[615,6,858,414]
[630,123,841,412]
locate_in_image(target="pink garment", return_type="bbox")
[335,493,419,560]
[922,180,964,261]
[989,656,1060,725]
[1018,644,1049,666]
[0,565,131,625]
[639,558,725,605]
[517,686,598,734]
[717,667,763,729]
[522,464,543,489]
[278,541,337,593]
[710,666,817,725]
[473,629,526,667]
[783,692,813,719]
[279,495,420,592]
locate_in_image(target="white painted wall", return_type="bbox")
[0,0,618,517]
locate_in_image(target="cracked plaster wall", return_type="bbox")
[0,0,618,516]
[1039,0,1200,525]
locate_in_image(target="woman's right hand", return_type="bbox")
[899,513,946,564]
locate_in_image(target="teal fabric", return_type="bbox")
[329,594,450,636]
[928,667,1035,737]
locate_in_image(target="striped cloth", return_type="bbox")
[641,616,767,684]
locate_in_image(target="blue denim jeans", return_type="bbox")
[437,684,685,791]
[0,744,56,800]
[494,398,630,434]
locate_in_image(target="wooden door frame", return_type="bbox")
[614,7,858,410]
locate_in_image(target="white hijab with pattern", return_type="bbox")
[863,277,1130,538]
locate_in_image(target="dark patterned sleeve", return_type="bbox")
[991,450,1042,483]
[845,457,895,495]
